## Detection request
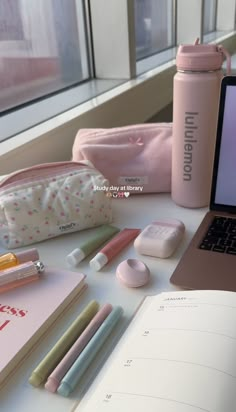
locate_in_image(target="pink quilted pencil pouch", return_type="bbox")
[0,161,112,248]
[72,123,172,194]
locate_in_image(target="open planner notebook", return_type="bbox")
[76,289,236,412]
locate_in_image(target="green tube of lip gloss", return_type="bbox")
[66,224,120,266]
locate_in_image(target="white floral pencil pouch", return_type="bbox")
[0,161,112,248]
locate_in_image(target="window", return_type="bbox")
[1,0,236,153]
[134,0,175,61]
[203,0,217,35]
[0,0,90,113]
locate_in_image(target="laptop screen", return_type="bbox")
[211,77,236,211]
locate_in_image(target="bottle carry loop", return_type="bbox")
[218,45,231,75]
[194,37,231,75]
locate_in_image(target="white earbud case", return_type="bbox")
[134,219,185,258]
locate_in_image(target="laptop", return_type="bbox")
[170,76,236,291]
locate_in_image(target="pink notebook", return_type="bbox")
[0,267,86,387]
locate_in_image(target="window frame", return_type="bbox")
[0,0,92,115]
[203,0,218,36]
[0,0,236,174]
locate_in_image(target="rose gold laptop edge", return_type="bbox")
[170,76,236,291]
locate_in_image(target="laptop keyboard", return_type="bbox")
[199,216,236,254]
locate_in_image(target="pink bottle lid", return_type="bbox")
[176,42,224,72]
[16,248,39,263]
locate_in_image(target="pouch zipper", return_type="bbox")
[82,124,172,140]
[0,161,91,192]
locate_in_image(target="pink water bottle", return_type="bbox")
[171,40,231,208]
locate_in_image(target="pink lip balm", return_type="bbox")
[89,228,140,271]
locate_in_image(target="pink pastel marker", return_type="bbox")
[45,303,113,393]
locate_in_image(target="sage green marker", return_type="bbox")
[29,300,99,387]
[66,225,120,266]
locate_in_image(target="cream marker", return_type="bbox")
[66,225,120,266]
[90,228,140,271]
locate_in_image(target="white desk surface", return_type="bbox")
[0,194,207,412]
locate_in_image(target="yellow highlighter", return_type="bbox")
[29,300,99,387]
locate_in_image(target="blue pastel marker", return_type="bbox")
[57,306,123,397]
